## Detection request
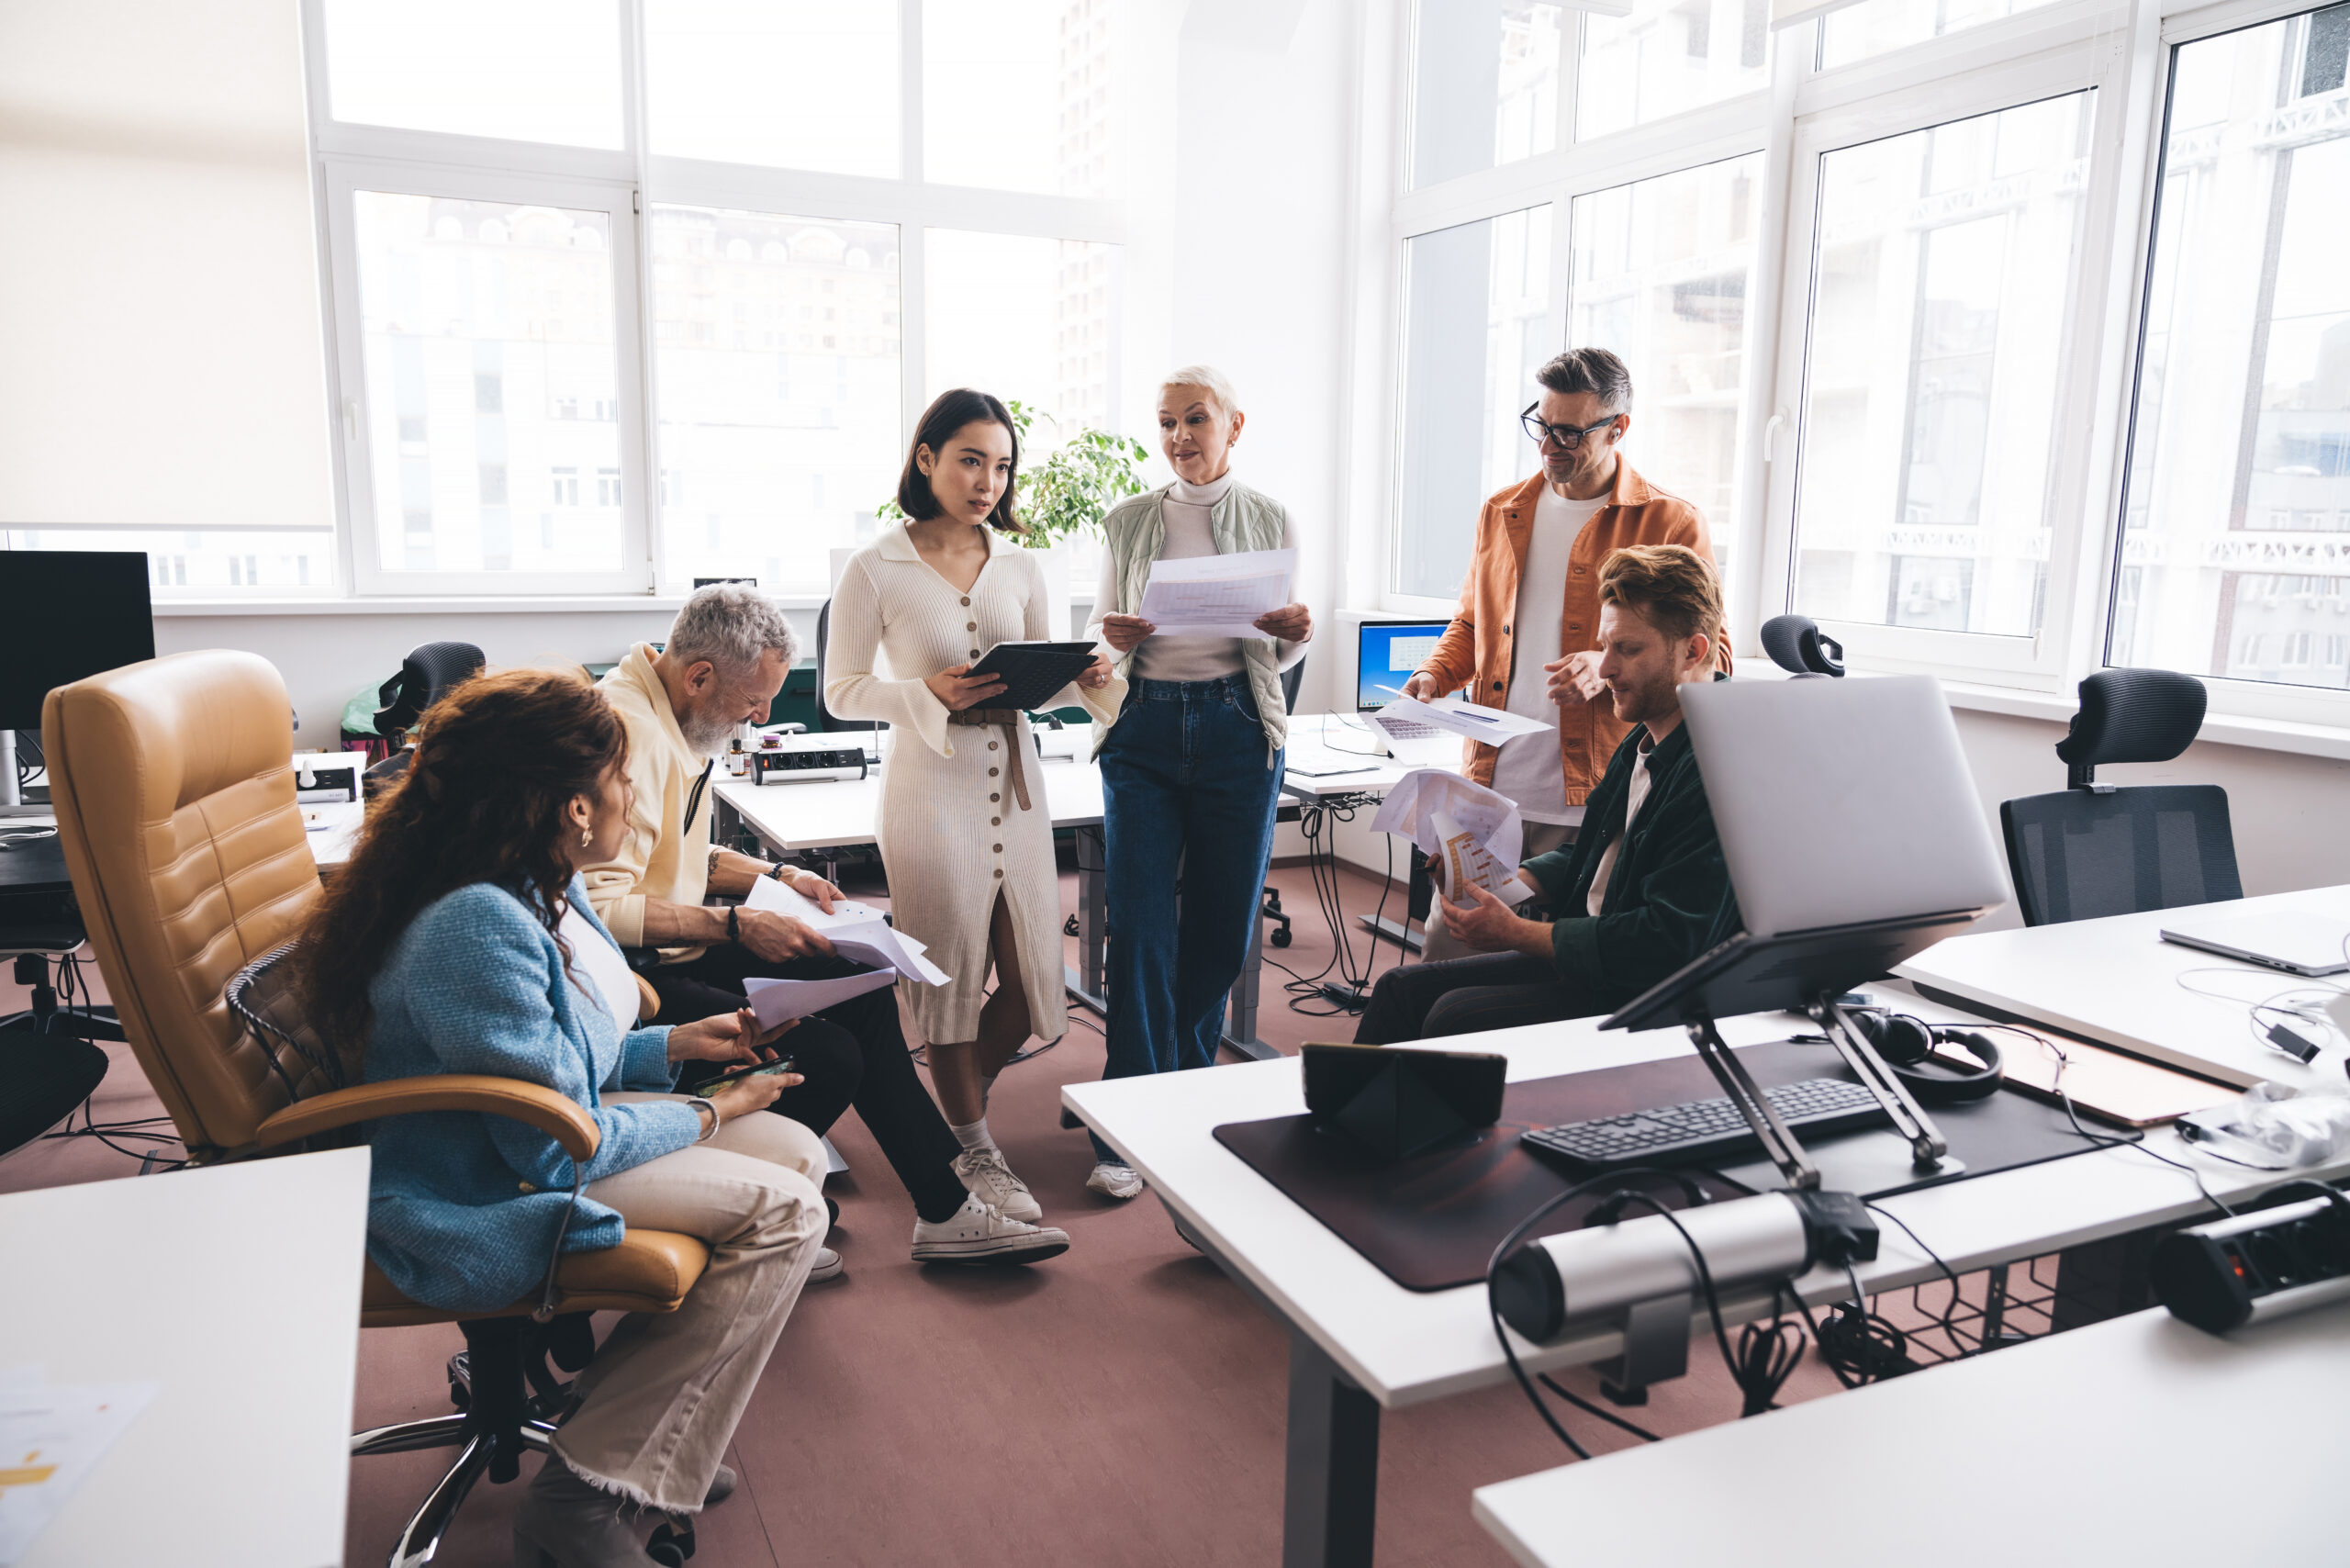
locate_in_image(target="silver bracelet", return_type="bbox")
[691,1098,721,1142]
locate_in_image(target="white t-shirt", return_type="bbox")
[1489,486,1607,825]
[1586,734,1658,917]
[557,901,639,1029]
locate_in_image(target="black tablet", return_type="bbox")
[964,641,1099,712]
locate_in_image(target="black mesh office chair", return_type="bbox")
[814,599,881,734]
[1257,655,1309,949]
[1999,669,2242,927]
[364,641,487,798]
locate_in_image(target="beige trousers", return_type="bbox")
[1416,822,1577,967]
[553,1092,827,1514]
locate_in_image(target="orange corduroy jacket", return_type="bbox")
[1414,458,1729,806]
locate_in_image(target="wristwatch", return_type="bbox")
[726,905,740,944]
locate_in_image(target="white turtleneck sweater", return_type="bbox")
[1086,471,1307,684]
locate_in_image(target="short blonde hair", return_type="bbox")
[1158,364,1242,420]
[1597,545,1721,646]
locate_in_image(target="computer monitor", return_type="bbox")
[1355,620,1458,711]
[0,551,157,731]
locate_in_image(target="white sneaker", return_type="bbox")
[809,1246,845,1284]
[911,1193,1070,1265]
[1087,1159,1144,1201]
[953,1145,1043,1222]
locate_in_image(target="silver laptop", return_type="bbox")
[2159,910,2350,977]
[1680,674,2010,938]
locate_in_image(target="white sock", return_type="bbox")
[950,1116,996,1155]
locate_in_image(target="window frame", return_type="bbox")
[1368,0,2350,741]
[298,0,1131,600]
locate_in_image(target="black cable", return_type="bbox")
[1862,1199,1971,1357]
[1536,1374,1661,1443]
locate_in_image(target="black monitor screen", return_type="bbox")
[0,552,157,730]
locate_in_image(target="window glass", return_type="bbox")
[1570,153,1762,577]
[5,532,338,595]
[1578,0,1769,141]
[1788,93,2093,639]
[1396,206,1553,599]
[322,0,623,149]
[924,0,1119,196]
[925,230,1120,443]
[649,207,902,594]
[2110,7,2350,691]
[1818,0,2064,71]
[352,193,624,576]
[645,0,899,178]
[1412,2,1564,188]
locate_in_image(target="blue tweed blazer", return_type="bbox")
[363,875,700,1312]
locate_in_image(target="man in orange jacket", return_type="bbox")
[1404,347,1727,962]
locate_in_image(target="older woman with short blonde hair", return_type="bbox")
[1078,366,1311,1200]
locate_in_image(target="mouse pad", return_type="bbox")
[1212,1037,2104,1293]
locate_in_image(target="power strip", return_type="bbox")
[2153,1184,2350,1334]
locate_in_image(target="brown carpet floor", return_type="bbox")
[5,856,1946,1567]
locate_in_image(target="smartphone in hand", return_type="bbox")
[693,1057,799,1098]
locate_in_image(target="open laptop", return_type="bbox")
[1606,674,2012,1029]
[2159,910,2350,977]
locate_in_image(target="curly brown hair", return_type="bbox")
[294,667,629,1051]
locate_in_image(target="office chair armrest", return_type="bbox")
[635,972,660,1024]
[253,1074,601,1160]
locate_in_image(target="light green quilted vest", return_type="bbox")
[1095,482,1290,766]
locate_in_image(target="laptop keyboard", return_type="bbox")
[1372,717,1440,740]
[1521,1077,1890,1170]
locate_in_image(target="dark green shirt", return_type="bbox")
[1518,718,1740,1012]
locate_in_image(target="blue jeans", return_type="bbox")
[1094,675,1283,1159]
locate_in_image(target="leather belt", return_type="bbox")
[947,708,1030,811]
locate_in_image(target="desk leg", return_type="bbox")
[1066,823,1109,1016]
[1283,1330,1379,1568]
[1221,881,1280,1062]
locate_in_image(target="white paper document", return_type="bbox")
[1371,770,1538,904]
[1371,693,1553,744]
[0,1369,158,1564]
[1428,809,1536,908]
[743,878,949,986]
[742,969,900,1029]
[1137,547,1295,639]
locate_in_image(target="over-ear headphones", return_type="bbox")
[1848,1013,2004,1104]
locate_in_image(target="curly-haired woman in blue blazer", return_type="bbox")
[296,669,823,1567]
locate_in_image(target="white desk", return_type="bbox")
[305,800,364,868]
[1062,995,2350,1568]
[1474,1302,2349,1566]
[0,1148,369,1567]
[1898,885,2350,1090]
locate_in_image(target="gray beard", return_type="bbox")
[678,706,736,757]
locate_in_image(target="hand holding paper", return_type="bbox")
[1137,547,1296,640]
[744,877,950,986]
[1429,809,1535,908]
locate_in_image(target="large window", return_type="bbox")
[2112,6,2350,696]
[303,0,1126,598]
[1410,2,1567,188]
[1579,0,1770,140]
[1568,153,1763,575]
[1395,207,1553,599]
[1788,93,2095,643]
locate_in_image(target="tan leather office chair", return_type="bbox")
[45,649,708,1567]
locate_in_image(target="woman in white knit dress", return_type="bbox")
[825,388,1119,1215]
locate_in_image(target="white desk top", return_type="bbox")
[1898,886,2350,1091]
[1474,1302,2350,1567]
[715,754,1108,852]
[1279,711,1458,800]
[1061,989,2350,1412]
[304,800,364,868]
[0,1148,369,1567]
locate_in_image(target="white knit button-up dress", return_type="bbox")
[823,521,1124,1044]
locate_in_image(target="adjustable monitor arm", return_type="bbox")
[1683,992,1951,1192]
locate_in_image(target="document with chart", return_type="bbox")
[1371,769,1528,879]
[1137,547,1295,638]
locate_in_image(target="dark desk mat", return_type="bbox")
[1213,1039,2103,1293]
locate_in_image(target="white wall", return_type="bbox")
[0,0,333,531]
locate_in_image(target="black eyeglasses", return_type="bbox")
[1521,404,1620,452]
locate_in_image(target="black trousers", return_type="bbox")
[649,946,968,1225]
[1352,951,1602,1045]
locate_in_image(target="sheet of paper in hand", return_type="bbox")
[1371,768,1526,868]
[744,877,950,985]
[1371,693,1553,744]
[1430,809,1535,907]
[1137,547,1295,639]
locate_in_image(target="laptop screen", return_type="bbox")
[1356,621,1453,711]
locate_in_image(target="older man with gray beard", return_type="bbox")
[588,583,1069,1268]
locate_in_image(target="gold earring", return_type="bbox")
[579,827,591,847]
